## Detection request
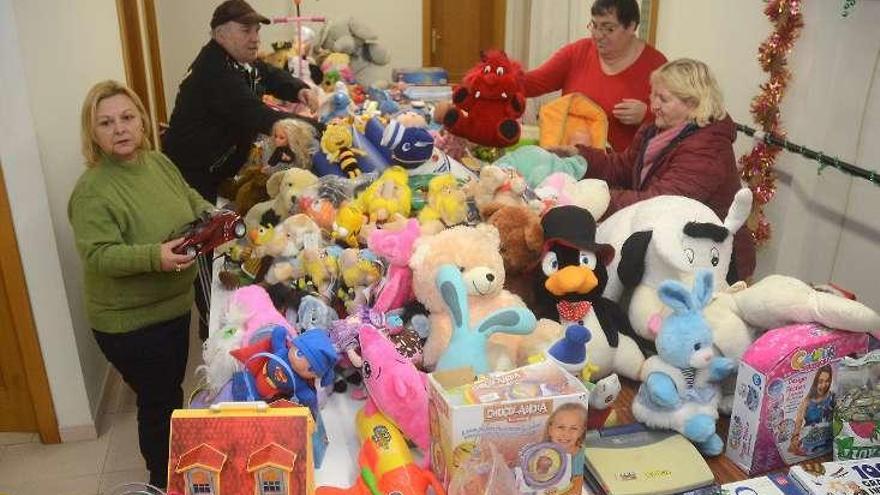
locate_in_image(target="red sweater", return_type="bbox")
[524,38,667,152]
[579,116,757,280]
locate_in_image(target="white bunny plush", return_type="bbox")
[631,270,737,456]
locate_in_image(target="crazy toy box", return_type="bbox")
[167,401,315,495]
[726,324,869,475]
[428,360,590,494]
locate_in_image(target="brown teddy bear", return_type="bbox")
[218,164,270,216]
[464,164,531,213]
[481,201,544,309]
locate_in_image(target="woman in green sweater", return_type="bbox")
[68,80,212,488]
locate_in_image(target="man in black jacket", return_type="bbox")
[163,0,319,202]
[163,0,320,340]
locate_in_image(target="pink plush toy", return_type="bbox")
[358,323,430,467]
[225,285,294,343]
[367,218,421,314]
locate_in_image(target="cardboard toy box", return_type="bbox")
[167,401,314,495]
[391,66,449,85]
[428,360,590,494]
[833,352,880,461]
[789,456,880,494]
[726,324,869,475]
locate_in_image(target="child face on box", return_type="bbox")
[548,409,586,453]
[815,369,832,397]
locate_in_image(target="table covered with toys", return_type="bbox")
[169,15,880,495]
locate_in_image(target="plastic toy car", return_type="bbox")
[173,209,246,258]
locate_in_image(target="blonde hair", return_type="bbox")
[650,58,726,127]
[272,118,316,169]
[544,402,588,446]
[80,80,152,166]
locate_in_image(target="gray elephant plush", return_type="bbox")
[318,17,391,87]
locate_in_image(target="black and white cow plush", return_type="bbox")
[595,188,752,341]
[595,189,880,414]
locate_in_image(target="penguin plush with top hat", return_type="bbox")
[535,205,654,380]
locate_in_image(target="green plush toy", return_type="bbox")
[492,144,587,188]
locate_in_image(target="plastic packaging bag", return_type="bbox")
[833,350,880,460]
[448,440,518,495]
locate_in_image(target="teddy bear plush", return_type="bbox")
[217,164,270,216]
[432,264,537,374]
[464,164,533,214]
[480,202,543,308]
[317,18,391,87]
[244,168,319,230]
[632,270,736,456]
[409,224,557,371]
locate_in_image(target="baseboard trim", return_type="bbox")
[59,366,116,443]
[59,423,98,442]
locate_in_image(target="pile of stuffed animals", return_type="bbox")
[200,28,880,478]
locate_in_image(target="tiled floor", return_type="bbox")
[0,316,205,495]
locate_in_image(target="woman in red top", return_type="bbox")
[524,0,667,151]
[554,58,756,282]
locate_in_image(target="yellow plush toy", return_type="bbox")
[320,123,366,178]
[418,174,467,234]
[356,166,412,224]
[299,247,340,299]
[332,202,367,248]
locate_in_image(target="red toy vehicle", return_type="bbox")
[173,209,246,258]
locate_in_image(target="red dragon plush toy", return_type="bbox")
[443,50,526,148]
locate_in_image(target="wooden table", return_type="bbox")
[611,378,830,484]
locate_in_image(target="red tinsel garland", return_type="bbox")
[739,0,804,244]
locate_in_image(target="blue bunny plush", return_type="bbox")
[434,264,537,374]
[631,270,737,456]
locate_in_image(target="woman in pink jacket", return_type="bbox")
[552,58,756,281]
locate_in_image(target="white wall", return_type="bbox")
[1,0,127,438]
[656,1,880,310]
[156,0,423,119]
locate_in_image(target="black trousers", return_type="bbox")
[93,313,190,488]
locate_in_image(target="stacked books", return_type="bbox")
[789,457,880,494]
[582,424,718,495]
[720,472,805,494]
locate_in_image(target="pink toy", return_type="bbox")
[534,172,576,206]
[367,218,421,313]
[726,323,869,475]
[226,285,294,343]
[358,323,430,467]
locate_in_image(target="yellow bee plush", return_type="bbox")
[320,123,366,178]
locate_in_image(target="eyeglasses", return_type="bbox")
[588,20,621,36]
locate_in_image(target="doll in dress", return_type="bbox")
[266,118,316,174]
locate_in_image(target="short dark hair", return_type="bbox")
[591,0,640,28]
